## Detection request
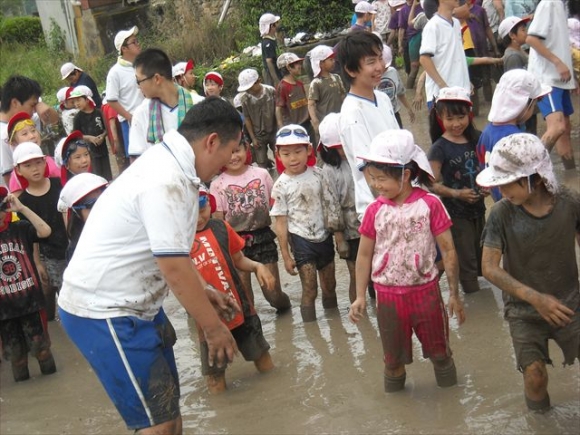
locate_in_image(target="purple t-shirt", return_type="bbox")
[398,3,423,41]
[464,4,490,56]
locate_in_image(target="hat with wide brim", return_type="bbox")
[57,172,108,212]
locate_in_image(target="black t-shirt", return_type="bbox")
[73,108,108,157]
[0,220,44,321]
[428,136,485,219]
[261,37,282,84]
[18,178,68,260]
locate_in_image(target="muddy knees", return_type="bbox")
[297,261,337,322]
[10,343,56,382]
[523,360,551,411]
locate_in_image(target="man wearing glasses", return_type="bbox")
[105,26,144,160]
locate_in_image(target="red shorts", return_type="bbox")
[375,280,451,369]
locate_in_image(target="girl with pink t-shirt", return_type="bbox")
[210,141,291,312]
[349,129,465,394]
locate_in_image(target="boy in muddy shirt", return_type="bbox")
[478,133,580,412]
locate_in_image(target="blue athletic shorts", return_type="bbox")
[537,87,574,117]
[120,120,130,156]
[289,233,334,270]
[59,307,179,430]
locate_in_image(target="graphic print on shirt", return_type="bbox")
[224,178,268,219]
[450,150,479,190]
[376,76,397,103]
[0,238,39,298]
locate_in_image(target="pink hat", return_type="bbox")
[436,86,472,106]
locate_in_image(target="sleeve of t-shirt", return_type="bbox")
[308,79,320,101]
[358,201,380,239]
[105,70,120,102]
[321,166,344,232]
[225,221,246,255]
[261,168,274,208]
[427,141,444,163]
[526,3,550,39]
[72,112,81,132]
[419,21,436,56]
[138,182,198,256]
[395,71,406,96]
[209,176,227,213]
[424,193,453,236]
[275,83,288,108]
[481,201,506,251]
[128,102,149,156]
[270,179,288,216]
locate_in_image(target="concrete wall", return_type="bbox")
[35,0,79,54]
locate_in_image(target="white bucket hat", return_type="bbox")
[237,69,259,92]
[114,26,138,53]
[259,13,280,37]
[57,172,108,212]
[13,142,45,166]
[488,69,551,123]
[498,16,531,39]
[60,62,82,80]
[310,45,334,78]
[318,113,341,148]
[276,52,303,70]
[476,133,558,194]
[275,124,311,146]
[357,129,434,178]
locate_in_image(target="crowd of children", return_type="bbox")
[0,1,578,432]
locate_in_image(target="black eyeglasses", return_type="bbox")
[276,127,309,138]
[136,75,154,86]
[124,39,139,48]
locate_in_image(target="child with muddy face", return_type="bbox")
[209,140,291,312]
[349,129,465,393]
[270,125,338,322]
[191,187,275,394]
[478,133,580,412]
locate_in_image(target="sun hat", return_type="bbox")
[382,44,393,68]
[114,26,138,53]
[498,16,531,39]
[204,72,224,87]
[276,52,304,70]
[436,86,472,106]
[355,1,377,14]
[172,59,195,78]
[57,172,108,212]
[7,112,34,143]
[275,124,311,146]
[68,85,95,107]
[310,45,335,77]
[60,62,82,80]
[259,13,280,37]
[476,133,557,194]
[488,69,551,123]
[318,113,342,149]
[357,129,434,179]
[198,185,217,214]
[13,142,45,166]
[237,69,259,92]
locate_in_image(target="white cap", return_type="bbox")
[498,16,530,39]
[310,45,335,77]
[57,173,108,212]
[382,44,393,68]
[355,1,377,14]
[68,85,95,106]
[259,13,280,37]
[237,69,259,92]
[13,142,45,166]
[275,124,311,146]
[357,129,434,178]
[488,69,551,123]
[114,26,138,53]
[436,86,472,106]
[318,113,342,148]
[276,52,304,69]
[60,62,82,80]
[56,87,69,103]
[476,133,558,194]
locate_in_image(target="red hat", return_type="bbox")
[185,59,195,72]
[204,72,224,87]
[199,186,217,213]
[0,186,8,200]
[60,130,87,186]
[7,112,32,141]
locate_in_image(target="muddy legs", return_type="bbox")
[297,261,337,322]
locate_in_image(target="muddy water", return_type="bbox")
[1,96,579,435]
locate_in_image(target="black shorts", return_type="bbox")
[344,238,360,263]
[289,233,334,270]
[239,227,279,265]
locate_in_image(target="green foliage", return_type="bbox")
[47,18,66,54]
[0,16,43,44]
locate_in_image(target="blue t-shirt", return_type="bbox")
[477,123,522,201]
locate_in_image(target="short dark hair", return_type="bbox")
[503,21,527,47]
[365,161,433,188]
[178,97,243,145]
[336,32,383,85]
[134,48,172,81]
[0,75,42,112]
[318,145,342,168]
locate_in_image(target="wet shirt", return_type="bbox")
[276,80,309,126]
[241,85,277,139]
[270,167,329,242]
[73,109,108,157]
[428,136,486,219]
[308,74,345,123]
[210,166,273,232]
[359,187,452,289]
[0,219,43,321]
[482,188,580,321]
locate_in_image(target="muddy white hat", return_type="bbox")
[259,13,280,37]
[277,52,304,70]
[13,142,45,166]
[310,45,334,77]
[476,133,558,194]
[498,16,531,39]
[382,44,393,68]
[355,1,377,14]
[436,86,472,106]
[357,129,434,178]
[276,124,311,146]
[114,26,138,53]
[488,69,551,123]
[57,172,108,212]
[237,68,259,92]
[60,62,82,80]
[318,113,342,148]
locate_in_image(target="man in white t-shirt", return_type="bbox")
[105,26,144,158]
[129,48,195,160]
[526,0,577,170]
[57,98,243,434]
[419,0,470,108]
[337,31,400,216]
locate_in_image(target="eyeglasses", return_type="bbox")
[136,75,154,86]
[124,39,139,48]
[276,127,309,138]
[72,197,99,212]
